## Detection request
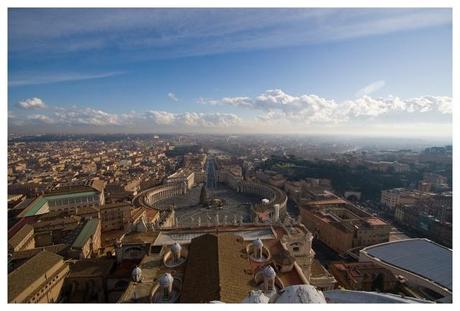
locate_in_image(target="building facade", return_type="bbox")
[300,198,391,254]
[100,202,131,232]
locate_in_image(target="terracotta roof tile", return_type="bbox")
[180,233,253,303]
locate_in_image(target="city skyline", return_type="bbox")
[8,8,452,138]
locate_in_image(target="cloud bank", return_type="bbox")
[200,89,452,125]
[12,100,241,129]
[10,90,451,137]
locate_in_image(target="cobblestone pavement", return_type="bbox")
[157,184,263,226]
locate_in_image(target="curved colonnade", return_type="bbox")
[236,180,287,213]
[218,168,287,215]
[134,182,188,210]
[136,170,287,218]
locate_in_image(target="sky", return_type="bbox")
[8,8,452,139]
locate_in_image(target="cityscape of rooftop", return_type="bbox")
[3,2,456,308]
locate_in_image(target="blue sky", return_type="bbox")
[8,8,452,138]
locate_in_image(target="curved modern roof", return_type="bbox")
[360,238,452,291]
[324,290,432,303]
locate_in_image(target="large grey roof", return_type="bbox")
[324,290,432,303]
[362,239,452,291]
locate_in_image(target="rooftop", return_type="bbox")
[8,224,34,249]
[8,251,64,301]
[324,289,432,303]
[19,189,100,217]
[11,244,68,262]
[68,258,115,278]
[20,196,48,217]
[123,230,160,245]
[71,218,99,249]
[101,201,131,210]
[120,252,173,302]
[180,233,253,303]
[153,226,276,246]
[45,191,99,201]
[361,239,452,291]
[8,216,37,239]
[44,185,99,196]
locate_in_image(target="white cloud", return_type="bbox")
[146,111,241,128]
[435,96,453,114]
[221,96,253,108]
[27,114,53,123]
[355,80,385,97]
[341,95,452,118]
[54,107,121,126]
[25,107,121,126]
[168,92,179,102]
[146,111,176,125]
[201,89,340,124]
[17,97,47,109]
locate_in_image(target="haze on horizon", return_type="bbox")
[8,8,452,139]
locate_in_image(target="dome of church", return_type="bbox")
[263,265,276,278]
[252,238,263,248]
[158,273,174,287]
[275,285,326,303]
[131,266,142,283]
[171,242,182,253]
[242,290,270,303]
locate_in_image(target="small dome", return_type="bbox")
[263,265,276,278]
[252,238,263,248]
[171,242,182,253]
[262,198,269,204]
[131,266,142,282]
[275,285,326,303]
[158,273,174,287]
[242,290,270,303]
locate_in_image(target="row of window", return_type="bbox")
[48,195,99,207]
[29,273,61,303]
